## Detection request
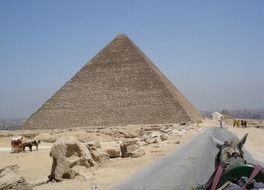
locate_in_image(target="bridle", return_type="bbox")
[216,141,246,168]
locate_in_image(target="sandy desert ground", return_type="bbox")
[0,120,263,190]
[228,126,264,162]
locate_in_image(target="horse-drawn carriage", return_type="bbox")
[11,136,24,153]
[195,133,264,190]
[11,136,40,153]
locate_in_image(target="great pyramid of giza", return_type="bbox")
[22,34,202,129]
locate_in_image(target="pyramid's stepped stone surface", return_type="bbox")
[23,34,202,129]
[136,44,202,122]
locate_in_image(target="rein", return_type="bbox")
[210,165,224,190]
[241,164,263,190]
[210,164,264,190]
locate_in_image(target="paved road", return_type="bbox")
[112,127,260,190]
[0,146,51,152]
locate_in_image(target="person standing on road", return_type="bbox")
[219,120,223,128]
[233,119,236,127]
[241,120,244,127]
[237,120,241,127]
[244,120,247,128]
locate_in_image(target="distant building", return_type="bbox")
[212,112,223,121]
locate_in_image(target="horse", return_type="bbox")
[197,133,264,190]
[22,139,41,152]
[212,133,248,169]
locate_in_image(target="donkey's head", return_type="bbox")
[211,133,248,168]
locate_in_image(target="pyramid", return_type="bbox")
[22,34,202,129]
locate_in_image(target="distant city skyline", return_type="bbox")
[1,1,264,119]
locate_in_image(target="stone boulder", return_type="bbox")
[144,125,162,131]
[120,139,145,158]
[85,141,109,164]
[160,134,168,141]
[118,131,137,138]
[105,148,121,158]
[143,132,162,144]
[167,129,185,136]
[159,126,169,133]
[49,136,94,181]
[0,165,32,190]
[90,149,109,164]
[85,141,101,151]
[102,142,121,158]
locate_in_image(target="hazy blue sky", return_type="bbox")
[1,1,264,119]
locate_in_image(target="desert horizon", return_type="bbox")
[1,1,264,190]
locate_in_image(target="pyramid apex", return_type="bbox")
[115,33,129,39]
